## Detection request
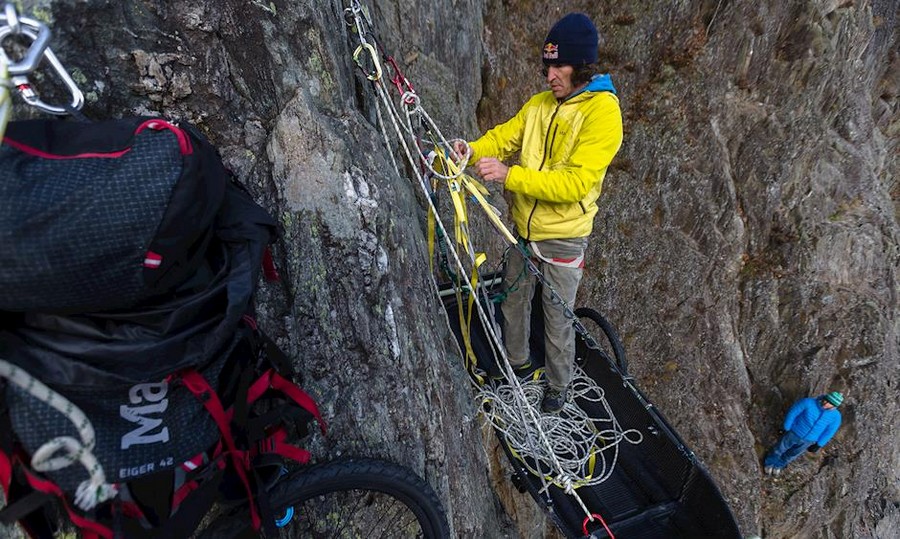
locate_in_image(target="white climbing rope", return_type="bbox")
[344,1,641,515]
[0,359,118,510]
[344,0,469,181]
[478,365,643,490]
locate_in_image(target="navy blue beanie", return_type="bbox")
[542,13,599,66]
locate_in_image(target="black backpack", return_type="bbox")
[0,117,326,538]
[0,117,227,313]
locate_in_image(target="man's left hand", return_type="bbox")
[474,158,509,183]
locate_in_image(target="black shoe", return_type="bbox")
[541,386,568,413]
[513,360,535,377]
[491,360,533,380]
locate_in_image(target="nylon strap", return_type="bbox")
[247,370,327,436]
[0,488,54,525]
[430,150,491,382]
[465,252,488,361]
[16,460,115,538]
[427,207,437,273]
[0,450,10,496]
[180,369,261,531]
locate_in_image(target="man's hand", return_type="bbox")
[807,444,821,453]
[474,157,509,183]
[452,140,470,161]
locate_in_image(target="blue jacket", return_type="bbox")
[784,397,842,446]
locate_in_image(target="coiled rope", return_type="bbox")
[0,360,118,510]
[478,365,642,489]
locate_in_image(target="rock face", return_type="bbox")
[481,1,898,537]
[4,0,898,538]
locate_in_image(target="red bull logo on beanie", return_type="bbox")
[543,42,559,60]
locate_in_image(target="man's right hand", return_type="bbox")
[474,157,509,183]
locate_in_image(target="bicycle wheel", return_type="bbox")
[202,457,450,539]
[574,307,627,374]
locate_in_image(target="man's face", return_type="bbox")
[545,64,576,99]
[822,400,835,409]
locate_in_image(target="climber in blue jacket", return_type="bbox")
[764,391,844,475]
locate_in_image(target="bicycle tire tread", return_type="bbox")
[198,457,450,538]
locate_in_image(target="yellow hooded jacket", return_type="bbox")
[468,75,622,241]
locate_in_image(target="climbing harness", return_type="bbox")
[0,3,84,115]
[343,1,640,529]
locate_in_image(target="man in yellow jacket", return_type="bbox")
[456,13,623,413]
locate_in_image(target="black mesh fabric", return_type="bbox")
[4,347,229,493]
[0,123,182,312]
[0,179,277,502]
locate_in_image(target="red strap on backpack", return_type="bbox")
[247,369,327,435]
[180,370,261,531]
[0,448,116,538]
[253,428,311,464]
[0,450,11,496]
[17,459,115,538]
[262,248,280,282]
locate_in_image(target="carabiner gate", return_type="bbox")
[353,42,382,82]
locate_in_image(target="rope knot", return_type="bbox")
[74,479,119,511]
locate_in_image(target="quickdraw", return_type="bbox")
[384,54,416,103]
[352,42,381,81]
[0,3,84,115]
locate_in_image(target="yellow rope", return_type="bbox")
[0,52,11,139]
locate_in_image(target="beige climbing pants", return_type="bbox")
[501,237,587,391]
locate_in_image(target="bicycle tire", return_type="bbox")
[200,457,450,539]
[574,307,628,374]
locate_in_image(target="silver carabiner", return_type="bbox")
[0,6,51,76]
[0,6,83,115]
